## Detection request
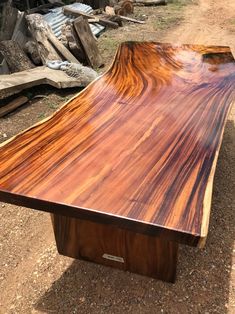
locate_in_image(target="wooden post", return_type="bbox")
[51,214,178,283]
[73,16,103,68]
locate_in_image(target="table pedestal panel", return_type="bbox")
[51,214,178,282]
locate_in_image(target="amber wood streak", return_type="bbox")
[0,42,234,246]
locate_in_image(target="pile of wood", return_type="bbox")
[0,0,167,116]
[0,0,168,73]
[0,2,104,114]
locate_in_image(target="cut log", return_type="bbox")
[73,17,103,68]
[26,14,62,64]
[114,1,134,16]
[26,14,79,64]
[0,40,35,73]
[134,0,167,5]
[105,6,115,15]
[0,96,28,118]
[63,6,119,29]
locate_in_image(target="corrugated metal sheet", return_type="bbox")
[43,3,105,38]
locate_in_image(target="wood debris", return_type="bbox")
[0,95,29,118]
[26,14,79,64]
[0,0,168,115]
[63,6,119,29]
[133,0,167,5]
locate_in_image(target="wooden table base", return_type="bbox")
[51,214,178,282]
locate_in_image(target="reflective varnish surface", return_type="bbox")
[0,42,234,246]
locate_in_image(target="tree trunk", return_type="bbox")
[0,1,18,41]
[0,40,34,73]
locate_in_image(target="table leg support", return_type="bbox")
[51,214,178,283]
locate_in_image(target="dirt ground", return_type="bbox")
[0,0,235,313]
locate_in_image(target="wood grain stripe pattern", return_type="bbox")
[0,42,234,246]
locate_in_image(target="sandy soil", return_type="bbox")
[0,0,235,313]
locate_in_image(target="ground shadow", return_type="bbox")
[35,120,235,313]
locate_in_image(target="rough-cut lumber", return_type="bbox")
[114,1,134,16]
[61,23,86,64]
[0,96,28,117]
[73,17,103,68]
[0,66,94,99]
[0,42,234,281]
[106,15,123,27]
[47,31,80,64]
[0,40,34,73]
[104,8,144,24]
[63,6,119,29]
[26,14,79,64]
[134,0,167,5]
[111,14,145,24]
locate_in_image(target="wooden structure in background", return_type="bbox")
[73,16,103,68]
[0,42,234,282]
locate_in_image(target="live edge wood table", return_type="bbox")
[0,42,234,283]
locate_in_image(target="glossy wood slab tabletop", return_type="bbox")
[0,42,234,247]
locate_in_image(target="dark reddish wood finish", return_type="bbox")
[51,214,178,282]
[0,42,234,248]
